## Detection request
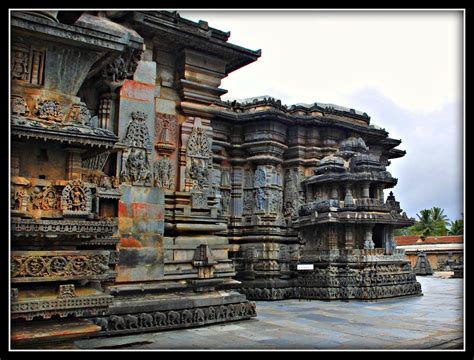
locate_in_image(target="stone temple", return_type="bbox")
[10,10,421,348]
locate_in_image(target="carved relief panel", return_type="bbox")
[155,113,177,154]
[185,123,212,209]
[120,111,153,187]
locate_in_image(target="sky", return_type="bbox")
[180,10,464,223]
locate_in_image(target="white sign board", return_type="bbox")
[297,264,314,270]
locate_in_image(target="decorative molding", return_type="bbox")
[11,218,117,236]
[11,295,113,321]
[88,301,257,336]
[11,251,111,282]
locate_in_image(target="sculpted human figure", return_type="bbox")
[71,187,84,210]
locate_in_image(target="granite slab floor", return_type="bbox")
[75,275,464,350]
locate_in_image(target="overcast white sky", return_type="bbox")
[180,10,464,223]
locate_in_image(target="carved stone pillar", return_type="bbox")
[66,148,84,180]
[344,224,354,250]
[344,183,354,207]
[362,182,370,198]
[385,225,395,254]
[379,185,385,202]
[98,93,118,134]
[328,224,338,250]
[363,225,375,249]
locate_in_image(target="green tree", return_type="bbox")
[414,209,436,237]
[430,207,449,235]
[448,219,464,235]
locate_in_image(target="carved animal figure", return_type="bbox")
[194,308,205,323]
[124,314,139,329]
[181,309,193,324]
[92,317,109,331]
[139,313,154,327]
[154,312,167,326]
[109,315,125,330]
[205,306,216,320]
[167,311,180,325]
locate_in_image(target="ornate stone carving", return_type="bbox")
[11,189,24,211]
[268,189,283,214]
[123,112,152,149]
[191,191,208,209]
[11,218,117,236]
[33,99,64,122]
[61,180,92,216]
[58,284,76,299]
[188,158,210,191]
[243,190,253,216]
[187,126,212,158]
[11,295,113,321]
[122,148,153,185]
[254,168,266,188]
[155,113,177,154]
[11,253,110,281]
[220,190,231,215]
[283,168,301,217]
[87,302,257,335]
[186,124,213,208]
[68,103,92,125]
[254,188,266,213]
[30,185,61,211]
[154,155,174,190]
[11,47,29,81]
[11,95,30,115]
[101,48,143,84]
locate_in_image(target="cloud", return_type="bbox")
[180,10,462,113]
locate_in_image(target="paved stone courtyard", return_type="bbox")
[75,275,463,350]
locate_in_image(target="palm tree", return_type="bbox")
[430,207,449,235]
[415,209,436,237]
[449,219,464,235]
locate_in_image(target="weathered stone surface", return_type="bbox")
[10,10,419,348]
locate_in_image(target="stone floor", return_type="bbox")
[75,275,464,350]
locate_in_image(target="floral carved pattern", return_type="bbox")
[11,254,110,280]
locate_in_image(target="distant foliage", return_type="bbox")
[396,207,450,237]
[448,219,464,235]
